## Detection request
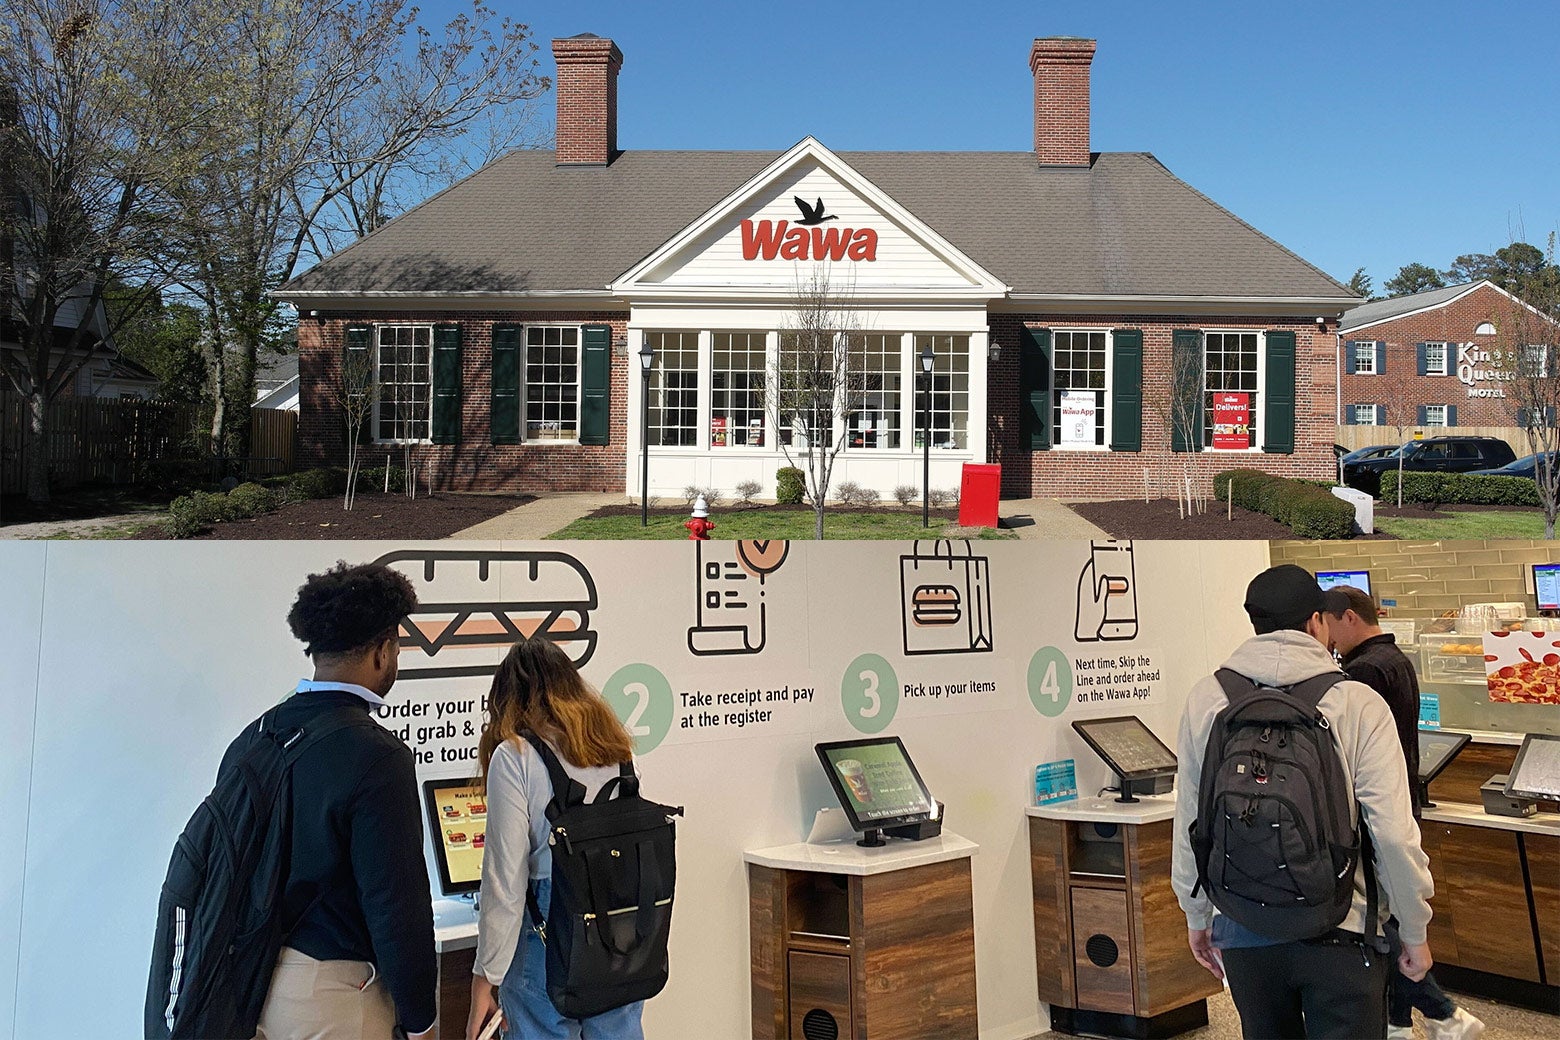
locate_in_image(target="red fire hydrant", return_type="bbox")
[684,496,715,540]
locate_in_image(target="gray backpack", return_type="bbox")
[1190,669,1378,946]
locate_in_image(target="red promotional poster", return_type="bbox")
[711,416,728,447]
[1212,393,1250,450]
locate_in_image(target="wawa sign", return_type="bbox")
[740,196,879,261]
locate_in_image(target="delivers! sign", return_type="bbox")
[1212,393,1250,450]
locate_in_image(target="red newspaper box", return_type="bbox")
[958,463,1001,528]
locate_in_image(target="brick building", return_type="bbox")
[276,33,1357,500]
[1339,280,1557,430]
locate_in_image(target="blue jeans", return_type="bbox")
[497,878,645,1040]
[1385,920,1455,1027]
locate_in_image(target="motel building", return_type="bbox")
[277,34,1359,502]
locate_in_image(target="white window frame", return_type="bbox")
[1423,342,1449,376]
[1353,340,1377,375]
[372,323,433,444]
[913,333,971,452]
[1050,328,1112,451]
[520,324,582,446]
[1203,329,1264,452]
[1522,344,1551,379]
[710,331,769,450]
[646,330,701,448]
[1352,404,1379,426]
[847,332,905,451]
[1423,404,1448,427]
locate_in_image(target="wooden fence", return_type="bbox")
[1334,425,1534,454]
[1,394,297,494]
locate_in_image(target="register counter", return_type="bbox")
[1027,795,1220,1039]
[431,899,478,1039]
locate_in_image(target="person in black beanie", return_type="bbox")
[1170,565,1435,1039]
[244,561,437,1040]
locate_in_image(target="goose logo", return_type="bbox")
[740,196,879,262]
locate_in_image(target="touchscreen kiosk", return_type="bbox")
[816,737,936,848]
[1505,733,1560,803]
[423,779,488,896]
[1071,716,1177,803]
[1535,563,1560,612]
[1316,569,1371,596]
[1416,729,1471,808]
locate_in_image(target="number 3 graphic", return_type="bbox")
[843,654,898,733]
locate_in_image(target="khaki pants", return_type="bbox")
[254,947,399,1040]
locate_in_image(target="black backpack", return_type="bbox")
[1190,669,1379,946]
[145,705,372,1039]
[523,732,683,1019]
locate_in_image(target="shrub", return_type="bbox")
[682,485,701,507]
[226,482,278,519]
[776,467,805,504]
[834,480,863,505]
[698,487,722,508]
[734,480,762,505]
[279,467,346,501]
[167,490,236,539]
[355,465,408,493]
[1380,470,1539,507]
[892,484,919,507]
[928,487,950,507]
[851,485,880,506]
[144,459,213,495]
[946,486,961,507]
[1213,468,1357,539]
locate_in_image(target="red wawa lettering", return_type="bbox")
[740,220,878,262]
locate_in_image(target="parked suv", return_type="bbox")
[1343,436,1517,496]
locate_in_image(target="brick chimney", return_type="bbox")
[1029,37,1096,167]
[552,34,623,166]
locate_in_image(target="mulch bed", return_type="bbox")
[1069,498,1393,541]
[134,492,533,540]
[585,501,962,521]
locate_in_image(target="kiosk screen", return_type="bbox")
[422,779,488,895]
[816,737,935,832]
[1505,733,1560,802]
[1535,563,1560,612]
[1316,569,1371,596]
[1417,730,1471,783]
[1071,716,1177,779]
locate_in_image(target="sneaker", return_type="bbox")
[1424,1007,1485,1040]
[1388,1024,1415,1040]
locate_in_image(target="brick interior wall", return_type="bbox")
[1268,539,1560,620]
[986,313,1336,499]
[299,312,628,494]
[1340,283,1546,427]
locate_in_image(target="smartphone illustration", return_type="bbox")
[1075,540,1139,642]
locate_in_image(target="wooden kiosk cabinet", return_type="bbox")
[1028,797,1219,1039]
[745,834,979,1040]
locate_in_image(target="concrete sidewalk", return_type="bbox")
[999,498,1110,540]
[450,492,626,540]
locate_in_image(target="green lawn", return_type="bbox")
[1374,511,1553,540]
[549,509,1017,540]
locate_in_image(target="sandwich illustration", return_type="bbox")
[911,584,962,627]
[374,549,599,680]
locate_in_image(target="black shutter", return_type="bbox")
[431,324,462,444]
[1375,404,1386,427]
[1170,330,1203,453]
[1416,343,1428,376]
[1262,330,1296,454]
[579,324,611,446]
[1417,405,1428,425]
[344,325,373,443]
[1345,340,1357,375]
[1375,341,1387,375]
[1343,405,1356,426]
[1109,329,1143,452]
[1020,327,1052,450]
[491,325,520,445]
[1446,404,1457,427]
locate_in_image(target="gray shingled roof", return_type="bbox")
[1339,281,1480,332]
[279,150,1353,300]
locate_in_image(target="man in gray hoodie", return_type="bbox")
[1171,564,1436,1039]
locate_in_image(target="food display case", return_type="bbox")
[1419,632,1491,684]
[1417,622,1560,737]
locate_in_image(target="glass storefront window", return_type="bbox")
[375,324,431,441]
[711,332,766,447]
[647,331,699,447]
[848,333,902,449]
[913,334,969,451]
[524,326,579,442]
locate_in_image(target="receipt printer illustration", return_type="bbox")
[688,539,790,656]
[1075,540,1138,642]
[900,540,994,656]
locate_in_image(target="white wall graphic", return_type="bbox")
[1,538,1270,1040]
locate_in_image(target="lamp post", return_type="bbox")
[639,339,655,528]
[920,343,934,528]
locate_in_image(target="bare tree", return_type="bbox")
[770,266,867,540]
[163,0,549,457]
[1148,342,1205,519]
[1371,364,1428,509]
[1495,232,1560,537]
[0,0,221,501]
[333,343,376,510]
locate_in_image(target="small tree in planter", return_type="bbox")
[333,345,377,510]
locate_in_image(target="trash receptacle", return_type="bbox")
[959,463,1001,528]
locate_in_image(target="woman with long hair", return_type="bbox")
[465,637,643,1040]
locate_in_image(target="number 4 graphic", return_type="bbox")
[1028,647,1074,718]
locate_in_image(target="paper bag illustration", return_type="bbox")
[900,540,994,656]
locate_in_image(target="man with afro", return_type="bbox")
[233,561,437,1039]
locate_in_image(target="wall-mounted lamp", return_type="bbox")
[1315,316,1326,326]
[613,333,629,356]
[988,342,1002,362]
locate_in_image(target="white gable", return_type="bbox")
[614,138,1006,301]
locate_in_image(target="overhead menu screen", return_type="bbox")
[422,779,487,895]
[1535,563,1560,611]
[1417,730,1471,783]
[1071,716,1178,779]
[1506,733,1560,802]
[1316,569,1371,596]
[816,737,935,829]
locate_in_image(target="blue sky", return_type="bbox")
[446,0,1556,292]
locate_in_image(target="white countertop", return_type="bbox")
[1452,728,1527,747]
[743,831,977,876]
[1026,793,1178,826]
[1422,800,1560,837]
[433,898,478,952]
